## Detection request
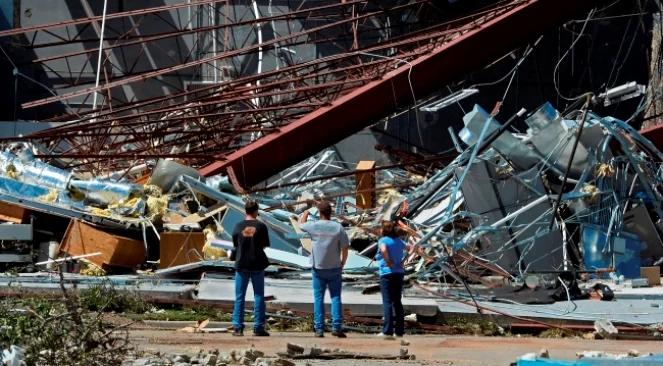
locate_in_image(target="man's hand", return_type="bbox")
[299,209,309,224]
[341,247,348,268]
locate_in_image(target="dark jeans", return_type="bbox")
[380,273,405,336]
[232,270,266,332]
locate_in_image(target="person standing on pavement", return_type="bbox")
[375,220,408,339]
[230,200,270,337]
[299,201,350,338]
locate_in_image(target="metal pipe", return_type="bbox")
[490,195,551,228]
[547,94,592,231]
[210,2,218,83]
[92,0,108,111]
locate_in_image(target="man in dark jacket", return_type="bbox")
[230,200,270,336]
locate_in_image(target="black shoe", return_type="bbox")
[331,330,347,338]
[314,330,324,338]
[232,329,244,337]
[253,329,270,337]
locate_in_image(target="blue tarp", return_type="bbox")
[518,355,663,366]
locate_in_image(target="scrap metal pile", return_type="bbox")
[1,0,663,337]
[2,98,662,292]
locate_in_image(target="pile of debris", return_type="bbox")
[1,98,663,335]
[124,348,285,366]
[122,343,415,366]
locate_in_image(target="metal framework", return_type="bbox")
[0,0,602,181]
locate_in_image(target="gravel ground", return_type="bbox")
[126,329,663,366]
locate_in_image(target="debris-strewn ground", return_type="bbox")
[127,330,663,366]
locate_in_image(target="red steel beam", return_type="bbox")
[199,0,607,187]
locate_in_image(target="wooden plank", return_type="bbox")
[159,231,206,268]
[355,160,376,209]
[641,266,661,286]
[0,201,29,223]
[59,220,145,268]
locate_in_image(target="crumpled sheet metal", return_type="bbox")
[460,104,539,170]
[404,101,663,279]
[525,103,593,178]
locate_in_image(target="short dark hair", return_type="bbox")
[381,220,398,238]
[245,200,259,214]
[316,201,332,218]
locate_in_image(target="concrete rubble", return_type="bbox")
[122,348,298,366]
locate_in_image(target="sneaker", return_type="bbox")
[331,330,347,338]
[376,332,395,340]
[314,330,324,338]
[232,329,244,337]
[253,329,270,337]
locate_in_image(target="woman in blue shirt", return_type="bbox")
[375,220,408,339]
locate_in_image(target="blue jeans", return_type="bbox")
[380,273,405,336]
[232,270,266,331]
[312,267,343,332]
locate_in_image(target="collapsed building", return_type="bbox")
[0,0,662,338]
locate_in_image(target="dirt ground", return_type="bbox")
[128,330,663,366]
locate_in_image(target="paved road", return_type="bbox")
[128,330,662,366]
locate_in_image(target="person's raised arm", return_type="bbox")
[299,209,309,224]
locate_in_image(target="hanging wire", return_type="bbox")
[553,9,596,101]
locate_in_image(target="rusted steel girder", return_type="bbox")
[200,0,607,188]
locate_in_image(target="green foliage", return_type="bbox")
[443,316,504,336]
[126,305,233,322]
[79,283,150,314]
[539,327,574,338]
[0,295,130,366]
[269,314,314,332]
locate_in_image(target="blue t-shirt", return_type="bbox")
[375,236,407,276]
